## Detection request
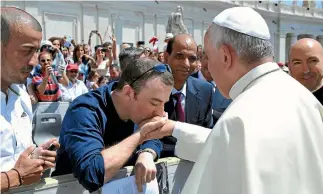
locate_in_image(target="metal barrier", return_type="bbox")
[6,158,194,194]
[32,102,70,146]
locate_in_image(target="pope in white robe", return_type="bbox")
[173,62,323,194]
[143,7,323,194]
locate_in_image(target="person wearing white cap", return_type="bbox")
[140,6,323,194]
[163,33,174,52]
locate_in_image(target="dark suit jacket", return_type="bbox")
[191,71,199,79]
[161,76,214,157]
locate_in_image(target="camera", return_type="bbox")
[82,55,89,64]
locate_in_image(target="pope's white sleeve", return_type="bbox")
[172,121,211,162]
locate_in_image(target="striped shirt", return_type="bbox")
[32,71,62,102]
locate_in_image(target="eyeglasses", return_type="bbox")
[129,64,169,86]
[40,59,52,63]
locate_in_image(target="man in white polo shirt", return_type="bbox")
[1,7,59,191]
[60,64,88,102]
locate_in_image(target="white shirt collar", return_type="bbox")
[67,79,81,87]
[229,62,280,100]
[171,82,187,97]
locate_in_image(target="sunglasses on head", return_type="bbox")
[129,64,169,86]
[40,59,51,63]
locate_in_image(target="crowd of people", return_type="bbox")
[1,5,323,194]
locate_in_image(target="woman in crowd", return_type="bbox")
[49,37,62,51]
[62,46,73,64]
[83,44,91,56]
[92,46,112,78]
[32,51,69,102]
[85,70,100,90]
[157,52,165,63]
[72,44,95,82]
[144,47,151,57]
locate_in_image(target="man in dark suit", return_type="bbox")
[161,34,214,157]
[191,52,232,123]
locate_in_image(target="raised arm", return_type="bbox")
[87,31,94,47]
[33,65,51,95]
[111,35,117,61]
[96,31,103,45]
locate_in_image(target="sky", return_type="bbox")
[275,0,323,8]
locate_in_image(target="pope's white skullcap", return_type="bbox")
[213,7,270,40]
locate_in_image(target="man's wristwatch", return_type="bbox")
[136,149,156,159]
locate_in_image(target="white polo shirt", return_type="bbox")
[60,80,89,102]
[0,84,33,171]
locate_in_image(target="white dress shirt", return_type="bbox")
[171,83,186,108]
[173,62,323,194]
[0,84,33,171]
[60,80,88,102]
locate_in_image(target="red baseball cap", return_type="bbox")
[66,64,79,71]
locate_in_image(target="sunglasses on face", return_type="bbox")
[40,59,51,63]
[129,64,169,86]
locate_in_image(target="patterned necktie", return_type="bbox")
[173,93,185,122]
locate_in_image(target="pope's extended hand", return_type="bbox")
[144,120,176,141]
[138,117,167,143]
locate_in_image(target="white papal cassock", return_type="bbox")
[172,62,323,194]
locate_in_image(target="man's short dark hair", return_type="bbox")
[1,7,42,45]
[116,58,174,94]
[110,64,120,72]
[119,47,145,71]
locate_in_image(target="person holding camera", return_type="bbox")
[93,46,112,78]
[41,40,66,74]
[88,30,103,50]
[26,40,66,103]
[72,44,96,82]
[32,51,69,102]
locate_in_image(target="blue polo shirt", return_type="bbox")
[52,82,162,192]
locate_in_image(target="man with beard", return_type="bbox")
[1,7,59,191]
[288,38,323,104]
